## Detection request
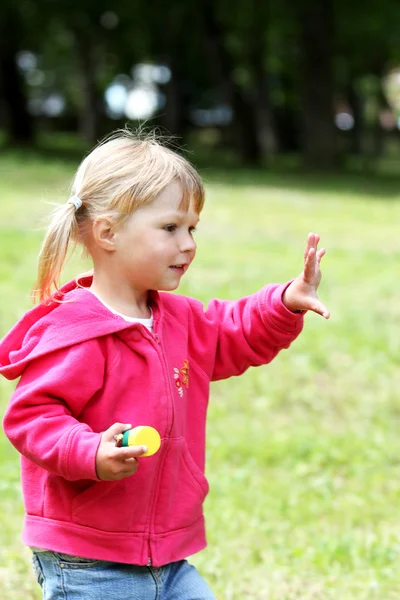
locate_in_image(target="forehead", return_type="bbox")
[146,181,199,217]
[154,180,184,207]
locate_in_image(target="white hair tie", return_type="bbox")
[68,196,83,210]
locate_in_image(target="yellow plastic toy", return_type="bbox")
[115,426,161,457]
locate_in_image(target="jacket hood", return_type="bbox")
[0,275,154,380]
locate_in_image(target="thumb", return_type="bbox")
[310,301,330,319]
[103,422,132,442]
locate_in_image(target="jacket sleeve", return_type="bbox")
[2,340,106,481]
[188,282,305,381]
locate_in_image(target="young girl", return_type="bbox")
[0,130,329,600]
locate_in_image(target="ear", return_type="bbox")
[92,217,117,251]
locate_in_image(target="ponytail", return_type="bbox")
[31,128,205,304]
[33,202,80,304]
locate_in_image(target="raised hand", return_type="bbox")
[282,232,330,319]
[95,422,148,481]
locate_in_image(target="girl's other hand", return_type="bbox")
[95,422,148,481]
[282,232,330,319]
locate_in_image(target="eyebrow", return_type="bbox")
[161,211,199,221]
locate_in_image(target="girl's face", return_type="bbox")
[113,180,199,293]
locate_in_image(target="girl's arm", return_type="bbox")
[2,340,106,481]
[206,282,305,381]
[187,233,328,381]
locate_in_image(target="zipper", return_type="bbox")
[119,321,162,568]
[148,329,174,434]
[144,327,174,570]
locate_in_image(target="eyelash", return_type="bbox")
[163,225,197,234]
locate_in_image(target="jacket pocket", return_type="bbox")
[72,480,147,532]
[153,437,209,533]
[71,472,154,532]
[72,481,119,529]
[52,552,100,568]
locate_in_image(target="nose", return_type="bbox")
[180,232,197,253]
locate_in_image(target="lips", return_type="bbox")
[169,263,188,274]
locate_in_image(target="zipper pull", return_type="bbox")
[153,333,160,343]
[147,557,152,566]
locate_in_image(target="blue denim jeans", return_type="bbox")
[32,551,216,600]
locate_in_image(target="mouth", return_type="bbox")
[169,263,187,273]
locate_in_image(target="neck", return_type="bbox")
[90,268,151,319]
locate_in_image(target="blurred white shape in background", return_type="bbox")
[42,94,65,117]
[100,11,119,29]
[383,68,400,128]
[132,64,171,85]
[105,82,129,118]
[28,94,65,117]
[125,87,159,120]
[335,112,354,131]
[105,63,170,120]
[191,105,233,127]
[16,50,37,72]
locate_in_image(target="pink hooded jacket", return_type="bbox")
[1,276,303,566]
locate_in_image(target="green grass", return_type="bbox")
[1,148,400,599]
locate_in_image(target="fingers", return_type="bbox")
[113,458,140,479]
[304,232,322,263]
[96,423,148,481]
[109,446,147,479]
[117,445,148,461]
[300,232,329,319]
[103,422,132,442]
[316,248,326,265]
[96,444,147,481]
[304,232,318,262]
[303,247,317,282]
[304,244,326,283]
[310,301,330,320]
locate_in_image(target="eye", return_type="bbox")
[163,224,177,233]
[189,226,197,235]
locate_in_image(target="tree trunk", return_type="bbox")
[71,32,103,144]
[348,80,363,155]
[201,0,263,165]
[158,55,187,141]
[0,9,34,144]
[273,72,300,153]
[248,0,277,155]
[232,87,263,165]
[78,48,102,144]
[297,0,337,169]
[371,81,389,159]
[147,3,189,142]
[253,69,277,155]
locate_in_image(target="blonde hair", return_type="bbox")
[34,130,205,304]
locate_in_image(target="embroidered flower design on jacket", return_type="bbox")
[174,359,189,397]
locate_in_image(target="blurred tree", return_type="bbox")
[121,0,192,140]
[38,0,116,143]
[201,0,263,165]
[293,0,337,169]
[336,0,400,162]
[0,0,399,169]
[218,0,278,160]
[0,1,35,144]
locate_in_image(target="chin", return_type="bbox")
[158,282,180,292]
